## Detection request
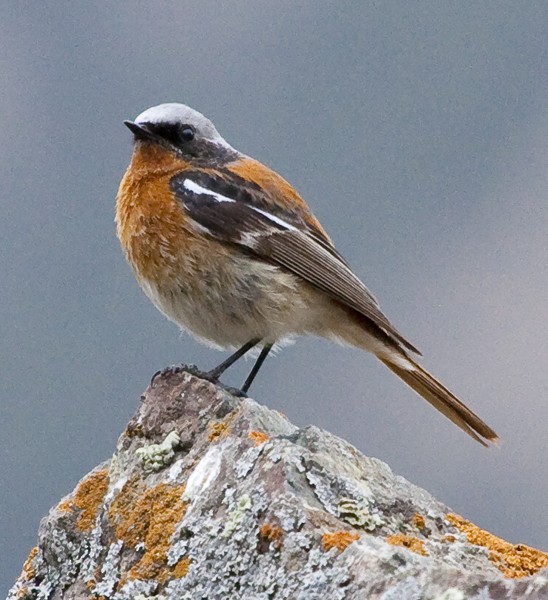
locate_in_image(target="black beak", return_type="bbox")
[124,120,157,141]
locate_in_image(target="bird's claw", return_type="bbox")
[150,364,196,387]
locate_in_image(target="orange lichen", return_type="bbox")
[259,523,284,550]
[124,423,144,438]
[442,534,456,544]
[412,513,426,531]
[108,476,144,538]
[21,546,38,580]
[108,480,187,583]
[208,414,235,442]
[87,583,106,600]
[322,531,360,552]
[447,513,548,578]
[60,469,109,531]
[386,533,429,556]
[249,430,269,445]
[172,556,191,578]
[58,498,73,512]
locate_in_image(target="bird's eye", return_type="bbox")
[136,121,195,147]
[180,125,195,142]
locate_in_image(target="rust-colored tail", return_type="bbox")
[379,356,498,446]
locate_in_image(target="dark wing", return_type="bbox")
[171,170,421,355]
[174,168,350,265]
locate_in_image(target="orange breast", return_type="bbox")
[116,143,199,285]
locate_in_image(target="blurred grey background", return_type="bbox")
[2,1,547,592]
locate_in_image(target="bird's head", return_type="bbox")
[124,103,236,164]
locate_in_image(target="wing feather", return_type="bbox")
[254,230,421,354]
[171,170,421,355]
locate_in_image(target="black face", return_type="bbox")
[124,119,239,165]
[126,120,195,146]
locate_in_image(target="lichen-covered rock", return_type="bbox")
[9,367,548,599]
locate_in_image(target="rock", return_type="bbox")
[8,367,548,599]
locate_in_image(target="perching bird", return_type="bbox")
[116,103,498,446]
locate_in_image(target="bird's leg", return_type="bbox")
[205,338,261,382]
[240,343,273,394]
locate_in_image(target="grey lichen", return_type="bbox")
[136,430,180,472]
[235,444,265,478]
[434,589,466,600]
[92,540,123,597]
[113,579,159,600]
[337,496,384,531]
[222,492,253,538]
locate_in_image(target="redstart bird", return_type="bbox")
[117,103,498,446]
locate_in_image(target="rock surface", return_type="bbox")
[9,367,548,599]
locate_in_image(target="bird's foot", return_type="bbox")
[150,364,248,397]
[219,384,248,398]
[150,363,200,386]
[201,367,248,397]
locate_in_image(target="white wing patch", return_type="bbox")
[183,178,297,232]
[183,179,236,203]
[249,206,298,231]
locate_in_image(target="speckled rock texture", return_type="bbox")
[9,367,548,599]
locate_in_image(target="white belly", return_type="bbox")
[136,255,321,350]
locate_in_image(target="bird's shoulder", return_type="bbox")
[171,155,333,247]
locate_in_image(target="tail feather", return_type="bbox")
[379,356,498,446]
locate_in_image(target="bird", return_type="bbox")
[116,102,498,446]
